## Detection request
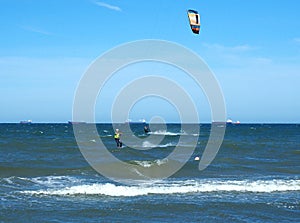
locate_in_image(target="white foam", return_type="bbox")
[149,130,181,136]
[30,176,82,188]
[142,141,173,148]
[134,161,152,168]
[134,158,168,168]
[22,178,300,197]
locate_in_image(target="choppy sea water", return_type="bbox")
[0,123,299,222]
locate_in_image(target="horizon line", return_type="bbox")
[0,122,299,124]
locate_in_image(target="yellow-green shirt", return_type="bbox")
[114,133,120,139]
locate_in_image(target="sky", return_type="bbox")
[0,0,300,123]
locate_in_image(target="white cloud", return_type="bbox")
[293,38,300,43]
[201,42,270,69]
[21,25,53,36]
[203,43,257,53]
[94,1,121,12]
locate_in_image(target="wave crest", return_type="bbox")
[21,178,300,197]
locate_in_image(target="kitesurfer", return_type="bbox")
[114,129,122,148]
[144,125,150,134]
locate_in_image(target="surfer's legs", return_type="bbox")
[115,138,122,148]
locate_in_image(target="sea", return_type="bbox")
[0,123,299,222]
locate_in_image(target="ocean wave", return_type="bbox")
[1,176,82,188]
[140,140,196,148]
[21,178,300,197]
[131,158,169,168]
[29,176,83,187]
[148,130,187,136]
[142,141,174,148]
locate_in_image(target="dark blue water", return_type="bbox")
[1,123,299,222]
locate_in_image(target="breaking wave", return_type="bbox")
[20,177,300,197]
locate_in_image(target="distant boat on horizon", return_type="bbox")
[226,119,233,124]
[68,121,87,124]
[125,119,146,124]
[20,120,32,124]
[226,119,241,125]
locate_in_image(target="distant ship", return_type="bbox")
[125,119,146,124]
[226,119,240,125]
[226,119,233,124]
[20,120,32,124]
[68,121,86,124]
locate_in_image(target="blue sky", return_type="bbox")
[0,0,299,123]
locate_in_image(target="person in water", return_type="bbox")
[114,129,122,148]
[144,125,150,134]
